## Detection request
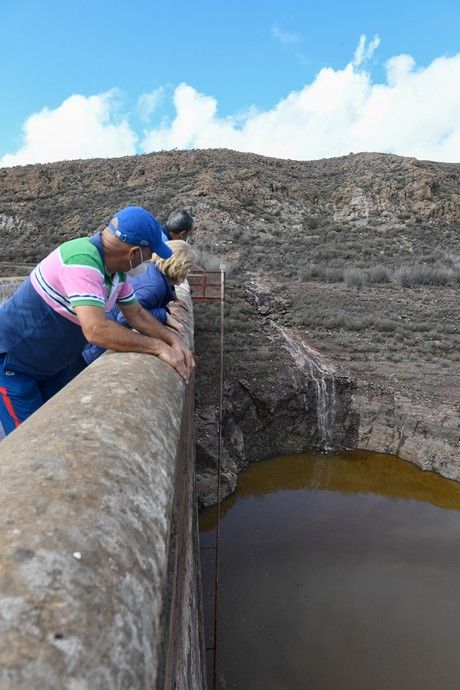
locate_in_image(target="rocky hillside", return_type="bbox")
[1,149,459,267]
[1,149,459,503]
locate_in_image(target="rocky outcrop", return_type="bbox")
[194,405,239,507]
[330,156,460,226]
[332,185,374,224]
[196,349,459,506]
[352,380,460,480]
[195,330,359,507]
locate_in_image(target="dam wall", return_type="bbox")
[0,286,206,689]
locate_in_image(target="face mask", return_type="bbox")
[127,247,148,277]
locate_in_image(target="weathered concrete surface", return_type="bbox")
[0,287,206,690]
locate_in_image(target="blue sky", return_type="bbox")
[1,0,459,165]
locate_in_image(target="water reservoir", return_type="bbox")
[200,451,460,690]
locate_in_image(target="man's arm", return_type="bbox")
[118,302,194,374]
[74,305,192,381]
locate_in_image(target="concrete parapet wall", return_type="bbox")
[0,287,206,689]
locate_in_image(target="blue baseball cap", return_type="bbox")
[108,206,173,259]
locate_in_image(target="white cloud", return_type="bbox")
[272,23,300,45]
[0,90,137,167]
[141,83,243,152]
[137,87,165,123]
[140,41,460,163]
[2,36,460,167]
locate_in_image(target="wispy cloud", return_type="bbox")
[136,87,165,123]
[353,33,380,66]
[2,35,460,166]
[271,22,300,45]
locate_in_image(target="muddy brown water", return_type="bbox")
[199,451,460,690]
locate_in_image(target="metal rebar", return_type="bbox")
[211,267,225,690]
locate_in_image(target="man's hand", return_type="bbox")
[169,334,195,378]
[156,342,192,383]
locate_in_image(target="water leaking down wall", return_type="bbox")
[0,288,206,689]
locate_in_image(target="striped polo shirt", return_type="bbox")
[0,235,137,377]
[31,236,136,320]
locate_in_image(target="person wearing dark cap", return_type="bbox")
[0,206,194,438]
[162,209,195,242]
[161,209,196,314]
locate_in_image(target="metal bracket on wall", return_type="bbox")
[191,268,225,690]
